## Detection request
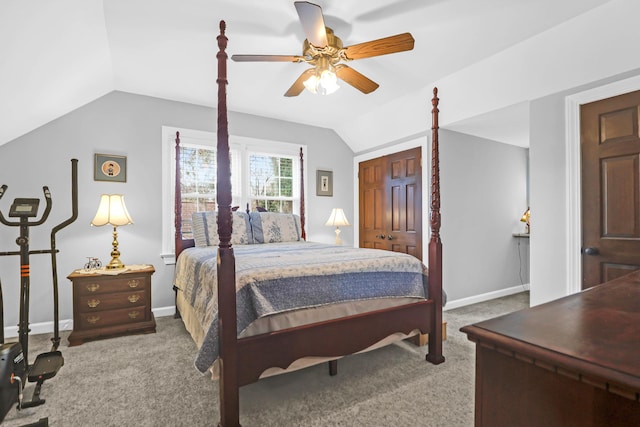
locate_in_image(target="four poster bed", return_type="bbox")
[172,22,445,426]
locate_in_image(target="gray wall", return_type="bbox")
[528,68,640,305]
[439,129,529,303]
[529,94,568,305]
[0,91,353,330]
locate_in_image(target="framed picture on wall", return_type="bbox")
[94,153,127,183]
[316,169,333,196]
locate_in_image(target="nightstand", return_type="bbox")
[67,265,156,346]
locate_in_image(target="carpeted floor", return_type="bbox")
[3,292,528,426]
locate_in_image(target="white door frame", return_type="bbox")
[565,74,640,294]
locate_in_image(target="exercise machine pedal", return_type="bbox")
[28,351,63,383]
[19,351,64,409]
[21,417,50,426]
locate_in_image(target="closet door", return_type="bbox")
[359,147,422,259]
[359,156,386,250]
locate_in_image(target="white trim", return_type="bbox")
[152,306,176,318]
[2,306,177,339]
[443,284,529,311]
[564,75,640,295]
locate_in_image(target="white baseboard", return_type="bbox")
[2,305,177,339]
[444,283,530,311]
[153,305,176,318]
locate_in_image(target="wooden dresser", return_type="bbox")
[461,270,640,427]
[67,265,156,346]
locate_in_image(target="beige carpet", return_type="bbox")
[3,292,528,426]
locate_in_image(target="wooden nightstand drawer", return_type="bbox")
[78,306,149,329]
[79,290,147,312]
[68,265,156,346]
[77,275,149,295]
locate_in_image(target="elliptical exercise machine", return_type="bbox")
[0,159,78,421]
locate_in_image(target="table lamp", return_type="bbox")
[91,194,134,269]
[325,208,350,245]
[520,207,530,234]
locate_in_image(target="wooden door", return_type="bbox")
[581,90,640,288]
[359,147,422,259]
[359,156,386,250]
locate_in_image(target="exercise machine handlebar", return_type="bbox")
[0,186,52,228]
[50,159,78,348]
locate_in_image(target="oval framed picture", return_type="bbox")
[94,153,127,183]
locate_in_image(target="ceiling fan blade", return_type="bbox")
[294,1,328,47]
[343,33,415,60]
[231,54,304,63]
[335,65,379,94]
[284,69,316,97]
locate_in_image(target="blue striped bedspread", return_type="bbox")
[173,241,432,373]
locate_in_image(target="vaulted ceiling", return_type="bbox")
[2,0,636,153]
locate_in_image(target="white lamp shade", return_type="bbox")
[325,208,350,227]
[91,194,134,227]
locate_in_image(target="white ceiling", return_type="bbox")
[2,0,637,152]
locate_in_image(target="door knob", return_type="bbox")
[379,234,386,239]
[387,235,393,240]
[582,247,599,256]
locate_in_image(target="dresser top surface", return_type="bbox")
[68,264,155,279]
[462,270,640,381]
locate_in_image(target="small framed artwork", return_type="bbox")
[316,169,333,197]
[94,153,127,183]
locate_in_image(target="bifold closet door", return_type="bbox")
[359,147,422,260]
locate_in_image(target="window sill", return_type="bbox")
[160,253,176,265]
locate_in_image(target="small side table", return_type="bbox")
[67,265,156,346]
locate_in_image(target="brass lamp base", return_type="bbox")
[106,257,125,269]
[106,225,125,269]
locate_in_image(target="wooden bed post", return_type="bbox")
[174,131,182,250]
[426,87,445,365]
[299,147,306,240]
[216,20,241,427]
[174,131,182,319]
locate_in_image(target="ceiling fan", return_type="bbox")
[231,1,415,97]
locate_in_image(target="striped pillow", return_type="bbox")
[191,211,253,247]
[249,212,302,243]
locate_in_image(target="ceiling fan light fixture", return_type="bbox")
[232,2,413,97]
[303,59,339,95]
[303,73,319,94]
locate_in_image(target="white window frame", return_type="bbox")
[161,126,307,264]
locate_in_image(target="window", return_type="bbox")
[161,127,306,263]
[249,154,294,213]
[178,145,219,239]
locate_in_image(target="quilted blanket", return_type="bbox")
[173,241,431,373]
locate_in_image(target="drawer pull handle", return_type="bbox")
[87,299,100,308]
[128,311,140,319]
[87,315,100,324]
[128,295,140,303]
[128,279,140,288]
[86,283,100,292]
